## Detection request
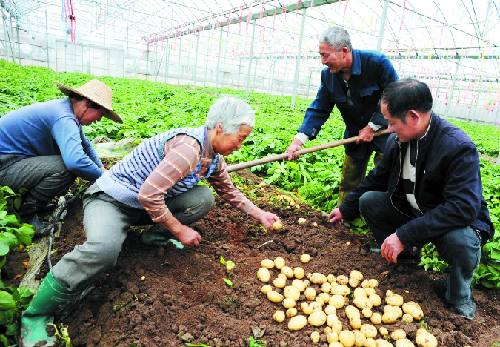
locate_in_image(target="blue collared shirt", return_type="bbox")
[299,49,398,156]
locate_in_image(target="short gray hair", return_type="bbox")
[206,96,255,134]
[319,26,352,51]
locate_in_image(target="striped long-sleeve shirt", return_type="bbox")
[138,133,258,223]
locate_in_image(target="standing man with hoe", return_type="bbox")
[286,26,398,206]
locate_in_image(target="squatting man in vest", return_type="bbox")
[0,80,122,234]
[286,26,398,206]
[330,78,494,320]
[20,96,281,346]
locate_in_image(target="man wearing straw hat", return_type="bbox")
[0,79,122,233]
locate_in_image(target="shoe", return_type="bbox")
[140,225,175,246]
[452,301,476,320]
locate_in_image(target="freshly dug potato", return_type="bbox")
[267,290,284,303]
[328,317,343,333]
[364,288,376,296]
[311,331,320,344]
[395,339,415,347]
[257,268,271,282]
[327,274,336,283]
[353,330,366,346]
[350,317,362,329]
[273,276,287,289]
[368,279,379,288]
[402,301,424,320]
[318,292,330,303]
[304,287,317,301]
[260,258,275,269]
[281,266,294,279]
[350,270,364,281]
[288,315,308,331]
[336,275,349,285]
[379,327,388,336]
[272,220,283,230]
[310,273,328,285]
[283,298,296,309]
[301,302,313,315]
[338,330,355,347]
[329,294,346,309]
[382,305,403,324]
[415,328,437,347]
[375,339,394,347]
[300,253,311,263]
[370,312,382,325]
[308,310,327,326]
[274,257,286,269]
[291,279,306,291]
[369,293,382,306]
[391,329,406,341]
[360,324,378,338]
[326,331,339,343]
[353,295,373,310]
[329,342,343,347]
[364,338,377,347]
[293,267,305,279]
[385,290,404,306]
[286,307,297,318]
[345,305,360,320]
[273,310,285,323]
[260,284,272,294]
[324,304,336,315]
[361,307,373,318]
[321,282,332,293]
[401,313,413,323]
[298,217,307,225]
[284,285,301,301]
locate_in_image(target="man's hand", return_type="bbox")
[171,225,202,247]
[257,210,280,231]
[286,138,304,160]
[329,208,343,223]
[356,125,374,143]
[381,233,405,263]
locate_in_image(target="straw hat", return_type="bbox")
[57,80,123,123]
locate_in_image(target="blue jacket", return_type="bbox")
[299,49,398,159]
[340,114,494,249]
[0,98,102,180]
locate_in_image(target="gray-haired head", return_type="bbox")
[319,26,352,51]
[206,96,255,134]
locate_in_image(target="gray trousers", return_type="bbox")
[0,155,75,211]
[52,183,215,291]
[359,191,481,306]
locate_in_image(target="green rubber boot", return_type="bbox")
[20,272,75,347]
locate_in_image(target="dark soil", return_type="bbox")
[9,171,500,347]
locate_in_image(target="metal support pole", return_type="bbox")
[193,33,199,84]
[165,40,170,83]
[307,69,313,97]
[269,58,276,93]
[377,0,389,51]
[245,20,256,93]
[445,62,460,117]
[177,36,182,84]
[216,27,223,88]
[292,8,307,108]
[45,9,50,67]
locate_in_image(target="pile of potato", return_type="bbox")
[256,255,438,347]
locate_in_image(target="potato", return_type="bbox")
[260,284,272,294]
[353,287,367,297]
[260,259,275,269]
[364,288,376,296]
[354,295,373,310]
[284,285,301,301]
[329,294,345,309]
[336,275,349,285]
[401,313,413,323]
[273,276,287,289]
[329,343,343,347]
[360,324,378,338]
[364,338,377,347]
[310,273,328,285]
[331,284,350,297]
[298,217,307,225]
[293,267,305,279]
[288,315,308,331]
[361,280,371,288]
[321,282,332,293]
[273,310,285,322]
[291,279,306,291]
[324,326,332,334]
[391,329,406,341]
[338,330,355,347]
[281,266,294,279]
[283,298,296,309]
[350,270,364,281]
[272,220,283,230]
[375,339,393,347]
[345,305,360,320]
[402,301,424,320]
[368,279,379,288]
[354,330,366,346]
[327,331,339,343]
[350,317,362,329]
[304,287,317,301]
[385,290,404,306]
[382,305,403,324]
[319,292,330,303]
[362,308,373,318]
[301,302,313,315]
[329,317,343,333]
[349,278,361,288]
[300,253,311,263]
[369,293,382,306]
[379,327,388,336]
[274,256,286,269]
[311,331,320,344]
[415,328,437,347]
[267,290,284,303]
[324,304,336,315]
[311,301,323,312]
[308,310,327,326]
[286,307,297,318]
[256,268,271,282]
[395,339,415,347]
[327,274,336,283]
[370,312,382,325]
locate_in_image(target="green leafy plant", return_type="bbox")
[220,256,236,287]
[52,323,72,347]
[248,336,266,347]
